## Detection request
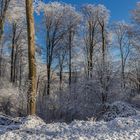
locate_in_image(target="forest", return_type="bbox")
[0,0,140,139]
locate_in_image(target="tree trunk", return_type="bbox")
[13,44,18,83]
[0,19,3,41]
[89,47,93,78]
[0,43,3,77]
[59,64,63,91]
[47,64,51,95]
[25,0,36,115]
[11,24,16,83]
[0,19,5,77]
[101,24,107,104]
[68,30,72,86]
[101,25,106,65]
[19,57,22,88]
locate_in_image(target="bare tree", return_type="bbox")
[66,15,80,86]
[7,0,26,84]
[36,2,81,94]
[130,2,140,93]
[57,45,67,91]
[112,22,131,88]
[82,4,99,79]
[97,4,110,104]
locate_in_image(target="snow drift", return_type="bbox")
[0,102,140,140]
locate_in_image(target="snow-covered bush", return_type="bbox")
[0,113,20,126]
[102,101,137,121]
[0,79,28,117]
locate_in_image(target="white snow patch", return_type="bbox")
[0,114,140,140]
[20,115,46,129]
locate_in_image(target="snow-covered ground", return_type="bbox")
[0,102,140,140]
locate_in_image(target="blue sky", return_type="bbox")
[48,0,139,22]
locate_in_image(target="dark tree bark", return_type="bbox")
[68,30,72,86]
[11,23,16,83]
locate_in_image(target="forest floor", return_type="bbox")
[0,102,140,140]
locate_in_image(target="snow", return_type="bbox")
[0,106,140,140]
[101,101,137,121]
[0,115,140,140]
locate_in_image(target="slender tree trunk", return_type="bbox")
[120,49,125,88]
[47,63,51,95]
[11,24,16,83]
[121,63,125,88]
[0,19,4,42]
[19,57,22,88]
[68,30,72,86]
[101,25,106,65]
[59,64,63,91]
[138,61,140,93]
[0,43,3,77]
[0,20,4,77]
[101,24,107,104]
[87,57,93,79]
[13,45,18,83]
[59,54,65,91]
[46,30,51,95]
[25,0,36,115]
[89,47,93,78]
